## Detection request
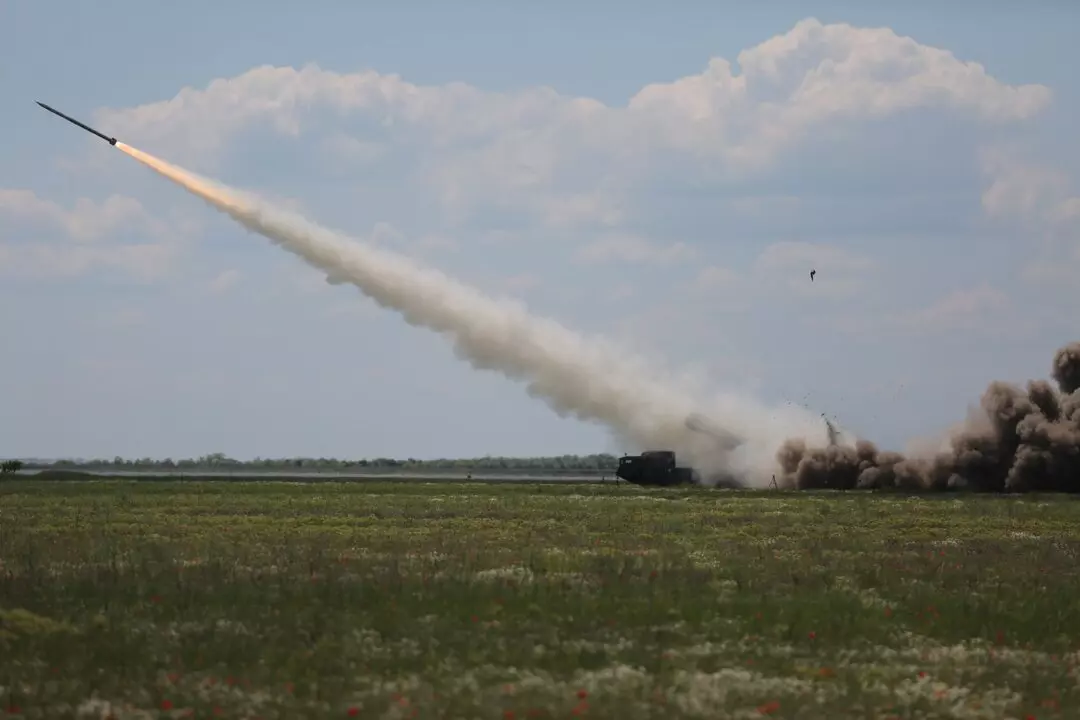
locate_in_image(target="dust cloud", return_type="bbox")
[778,342,1080,493]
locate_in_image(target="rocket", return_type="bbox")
[36,102,117,146]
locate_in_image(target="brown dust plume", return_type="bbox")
[777,342,1080,493]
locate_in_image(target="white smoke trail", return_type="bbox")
[115,142,836,486]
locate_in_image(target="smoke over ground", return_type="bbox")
[114,143,836,486]
[778,342,1080,493]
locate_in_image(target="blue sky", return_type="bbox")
[2,1,1077,462]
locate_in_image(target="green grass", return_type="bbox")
[3,480,1080,719]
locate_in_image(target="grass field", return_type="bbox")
[2,480,1080,719]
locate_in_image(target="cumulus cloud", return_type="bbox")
[980,147,1076,222]
[58,18,1066,346]
[0,190,156,243]
[36,17,1068,351]
[978,147,1080,287]
[98,19,1051,157]
[318,134,388,167]
[91,18,1052,232]
[52,16,1067,343]
[628,19,1049,173]
[0,189,185,281]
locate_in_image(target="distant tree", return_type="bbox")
[0,459,24,475]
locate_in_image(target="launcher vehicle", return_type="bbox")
[614,414,744,487]
[615,450,697,486]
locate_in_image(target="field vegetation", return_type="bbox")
[3,480,1080,719]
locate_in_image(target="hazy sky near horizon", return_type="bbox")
[2,1,1077,461]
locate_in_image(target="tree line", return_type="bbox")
[16,453,621,474]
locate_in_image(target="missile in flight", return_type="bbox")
[36,102,117,146]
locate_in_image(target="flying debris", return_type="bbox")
[823,415,839,446]
[36,102,117,146]
[810,269,816,282]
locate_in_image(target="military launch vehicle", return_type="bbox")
[614,413,743,487]
[615,450,696,486]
